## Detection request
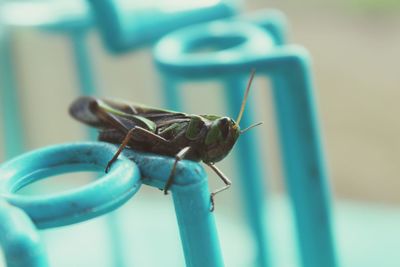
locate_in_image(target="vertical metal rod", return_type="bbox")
[160,75,183,111]
[103,210,127,267]
[159,74,272,267]
[270,54,338,267]
[71,31,126,267]
[70,30,97,140]
[154,15,338,267]
[159,75,224,265]
[0,29,25,159]
[125,149,224,267]
[224,76,271,267]
[70,30,96,96]
[172,180,224,267]
[0,201,48,267]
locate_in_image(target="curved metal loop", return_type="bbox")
[154,20,275,71]
[0,142,141,229]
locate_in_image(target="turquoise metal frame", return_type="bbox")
[124,149,223,267]
[0,142,224,267]
[0,0,96,94]
[0,0,97,159]
[0,2,340,266]
[0,201,48,267]
[0,24,25,159]
[0,143,141,228]
[0,2,239,266]
[153,19,338,267]
[155,20,274,267]
[240,9,287,45]
[86,0,238,52]
[0,0,238,155]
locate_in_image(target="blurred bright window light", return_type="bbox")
[0,0,88,26]
[118,0,221,12]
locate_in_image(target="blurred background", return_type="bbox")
[264,0,400,204]
[1,0,399,204]
[0,0,399,266]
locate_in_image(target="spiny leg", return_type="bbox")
[206,162,232,212]
[164,146,191,195]
[105,127,137,173]
[105,126,169,172]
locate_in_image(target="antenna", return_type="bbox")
[236,69,256,125]
[240,122,263,135]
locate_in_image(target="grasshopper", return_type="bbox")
[69,71,260,211]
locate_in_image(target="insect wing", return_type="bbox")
[70,96,191,133]
[69,96,105,128]
[69,96,157,132]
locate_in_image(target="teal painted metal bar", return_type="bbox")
[82,2,237,264]
[0,141,140,267]
[0,142,140,267]
[0,142,141,228]
[1,2,236,266]
[0,201,48,267]
[224,76,269,267]
[157,6,286,103]
[172,181,224,267]
[70,30,98,139]
[125,150,224,267]
[0,1,96,99]
[268,53,337,267]
[159,74,182,111]
[240,9,288,46]
[154,20,276,267]
[154,20,338,267]
[0,142,224,267]
[0,0,97,148]
[70,30,96,96]
[81,1,238,264]
[87,0,238,53]
[0,27,25,159]
[0,2,118,263]
[156,20,288,266]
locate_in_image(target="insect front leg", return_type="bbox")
[206,163,232,212]
[164,146,191,195]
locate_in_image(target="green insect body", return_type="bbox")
[69,71,259,211]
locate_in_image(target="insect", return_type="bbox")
[69,70,260,211]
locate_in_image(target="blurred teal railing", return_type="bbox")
[0,25,24,159]
[0,1,340,267]
[153,17,337,267]
[0,142,224,267]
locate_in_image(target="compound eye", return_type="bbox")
[219,118,230,138]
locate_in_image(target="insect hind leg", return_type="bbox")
[164,146,191,194]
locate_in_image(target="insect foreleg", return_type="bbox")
[105,126,169,172]
[105,128,135,173]
[164,146,191,195]
[206,163,232,212]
